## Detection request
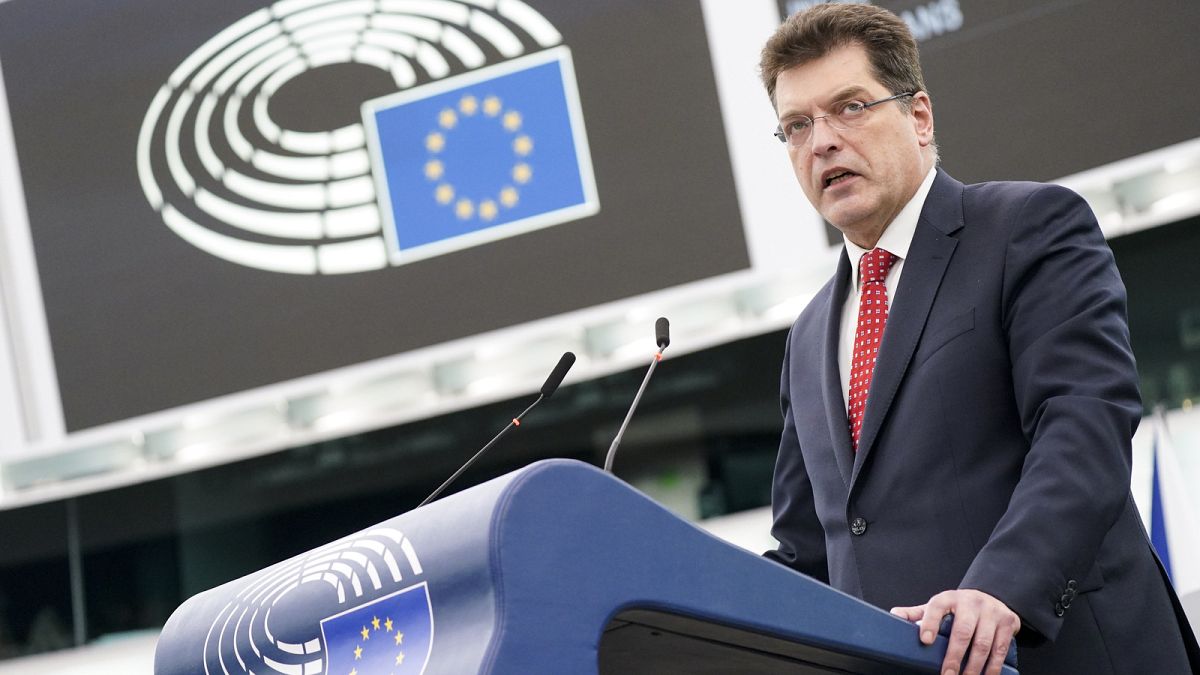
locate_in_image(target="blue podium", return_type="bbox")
[155,459,1017,673]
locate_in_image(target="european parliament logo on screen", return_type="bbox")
[364,47,597,265]
[136,0,596,275]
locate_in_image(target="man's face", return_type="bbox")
[774,43,934,248]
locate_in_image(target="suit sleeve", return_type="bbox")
[958,184,1141,640]
[764,327,830,584]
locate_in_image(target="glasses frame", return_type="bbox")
[773,92,915,146]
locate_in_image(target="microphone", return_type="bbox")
[418,352,576,508]
[540,351,576,397]
[603,318,670,473]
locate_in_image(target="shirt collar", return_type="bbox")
[844,165,937,293]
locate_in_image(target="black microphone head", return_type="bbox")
[655,317,670,349]
[540,351,576,398]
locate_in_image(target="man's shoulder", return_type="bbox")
[934,173,1092,239]
[958,176,1085,211]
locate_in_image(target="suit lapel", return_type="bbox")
[822,251,855,488]
[850,170,965,487]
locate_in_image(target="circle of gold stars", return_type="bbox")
[347,614,405,675]
[424,93,533,223]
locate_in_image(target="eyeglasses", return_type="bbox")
[773,92,914,147]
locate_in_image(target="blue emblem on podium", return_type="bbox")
[321,582,434,674]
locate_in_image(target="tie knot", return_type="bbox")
[859,247,897,286]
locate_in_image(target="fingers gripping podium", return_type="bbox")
[155,459,1018,674]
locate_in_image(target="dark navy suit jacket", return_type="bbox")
[767,169,1200,674]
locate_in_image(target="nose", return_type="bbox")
[808,116,842,156]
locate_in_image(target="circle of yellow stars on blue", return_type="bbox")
[347,613,406,675]
[424,94,532,222]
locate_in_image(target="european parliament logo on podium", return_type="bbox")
[320,582,434,674]
[364,46,599,265]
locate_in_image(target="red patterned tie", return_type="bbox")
[848,247,897,452]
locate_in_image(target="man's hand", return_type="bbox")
[890,589,1020,675]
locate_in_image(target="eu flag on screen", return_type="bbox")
[321,582,433,674]
[364,46,598,264]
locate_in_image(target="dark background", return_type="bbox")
[0,0,748,431]
[776,0,1200,183]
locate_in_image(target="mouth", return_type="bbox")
[821,169,859,190]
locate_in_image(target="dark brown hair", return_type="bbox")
[760,3,926,108]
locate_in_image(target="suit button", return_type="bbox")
[1054,602,1065,617]
[850,517,868,536]
[1067,580,1077,590]
[1060,594,1072,609]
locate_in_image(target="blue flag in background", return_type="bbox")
[321,582,433,674]
[1146,412,1200,601]
[364,46,598,264]
[1151,435,1173,581]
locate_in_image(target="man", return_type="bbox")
[759,5,1200,675]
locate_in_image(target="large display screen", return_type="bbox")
[0,0,749,431]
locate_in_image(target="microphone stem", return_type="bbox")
[604,350,662,473]
[418,394,544,507]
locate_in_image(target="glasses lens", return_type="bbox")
[781,119,811,146]
[835,102,869,128]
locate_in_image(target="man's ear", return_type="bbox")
[910,91,934,147]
